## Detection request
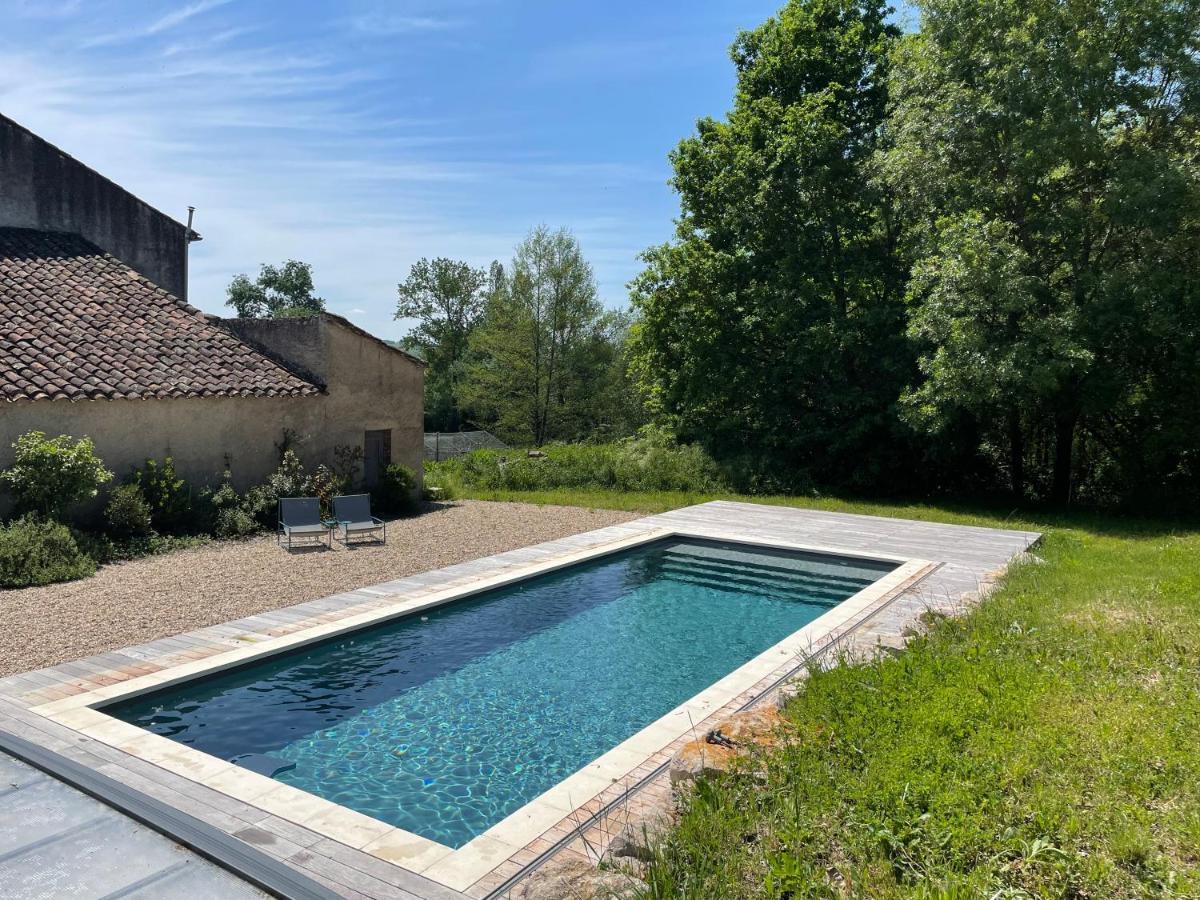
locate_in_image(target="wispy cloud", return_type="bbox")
[344,13,465,35]
[1,0,691,336]
[82,0,233,48]
[161,25,255,58]
[145,0,233,36]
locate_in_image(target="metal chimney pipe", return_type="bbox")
[183,206,197,303]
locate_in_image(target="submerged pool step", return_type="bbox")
[659,549,882,590]
[657,558,872,598]
[657,557,875,600]
[657,565,862,604]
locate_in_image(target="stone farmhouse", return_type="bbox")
[0,113,424,499]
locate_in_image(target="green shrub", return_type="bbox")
[306,463,343,519]
[0,517,96,588]
[1,431,113,518]
[200,451,345,536]
[421,464,456,501]
[74,529,210,565]
[104,484,153,538]
[213,506,257,538]
[242,449,308,527]
[333,444,363,490]
[200,473,254,538]
[375,464,418,515]
[132,457,194,534]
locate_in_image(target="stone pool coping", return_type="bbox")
[0,503,1041,897]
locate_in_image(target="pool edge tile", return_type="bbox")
[361,829,455,873]
[423,834,525,892]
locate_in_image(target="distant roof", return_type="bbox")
[0,228,321,402]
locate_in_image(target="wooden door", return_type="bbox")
[363,429,392,489]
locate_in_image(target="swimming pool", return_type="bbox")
[105,537,896,848]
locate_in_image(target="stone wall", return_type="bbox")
[0,113,189,299]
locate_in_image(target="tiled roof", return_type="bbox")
[0,228,321,402]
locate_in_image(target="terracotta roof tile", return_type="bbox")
[0,228,321,402]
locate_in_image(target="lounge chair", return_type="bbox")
[277,497,330,550]
[331,494,386,546]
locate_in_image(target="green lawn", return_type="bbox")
[449,486,1018,522]
[456,487,1200,897]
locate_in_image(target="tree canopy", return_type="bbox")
[226,260,326,319]
[884,0,1200,504]
[396,257,491,431]
[630,0,1200,508]
[631,0,913,492]
[463,226,633,445]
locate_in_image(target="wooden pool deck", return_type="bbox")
[0,502,1039,898]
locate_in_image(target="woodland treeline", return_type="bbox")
[398,0,1200,509]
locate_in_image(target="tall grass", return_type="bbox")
[638,521,1200,897]
[426,435,731,496]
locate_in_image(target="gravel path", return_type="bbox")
[0,501,638,677]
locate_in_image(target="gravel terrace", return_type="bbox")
[0,500,638,677]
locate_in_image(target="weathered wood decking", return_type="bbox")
[0,501,1039,899]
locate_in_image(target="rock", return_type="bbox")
[514,857,646,900]
[605,793,676,862]
[670,706,798,785]
[669,738,738,785]
[708,706,787,748]
[606,826,655,863]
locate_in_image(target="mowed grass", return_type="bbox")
[455,487,1200,897]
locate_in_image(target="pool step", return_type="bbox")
[659,562,876,599]
[657,556,875,602]
[656,564,862,604]
[660,549,883,590]
[658,557,872,596]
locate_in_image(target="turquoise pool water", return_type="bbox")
[106,538,894,848]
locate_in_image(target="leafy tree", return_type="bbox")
[570,310,648,440]
[884,0,1200,504]
[226,260,326,319]
[395,257,491,431]
[630,0,911,491]
[463,226,611,445]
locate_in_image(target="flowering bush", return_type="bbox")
[1,431,113,519]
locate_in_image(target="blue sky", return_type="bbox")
[0,0,793,339]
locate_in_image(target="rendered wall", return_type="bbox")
[0,114,189,298]
[0,320,424,511]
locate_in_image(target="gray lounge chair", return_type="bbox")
[332,494,386,545]
[277,497,330,549]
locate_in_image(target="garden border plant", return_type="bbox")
[0,429,421,588]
